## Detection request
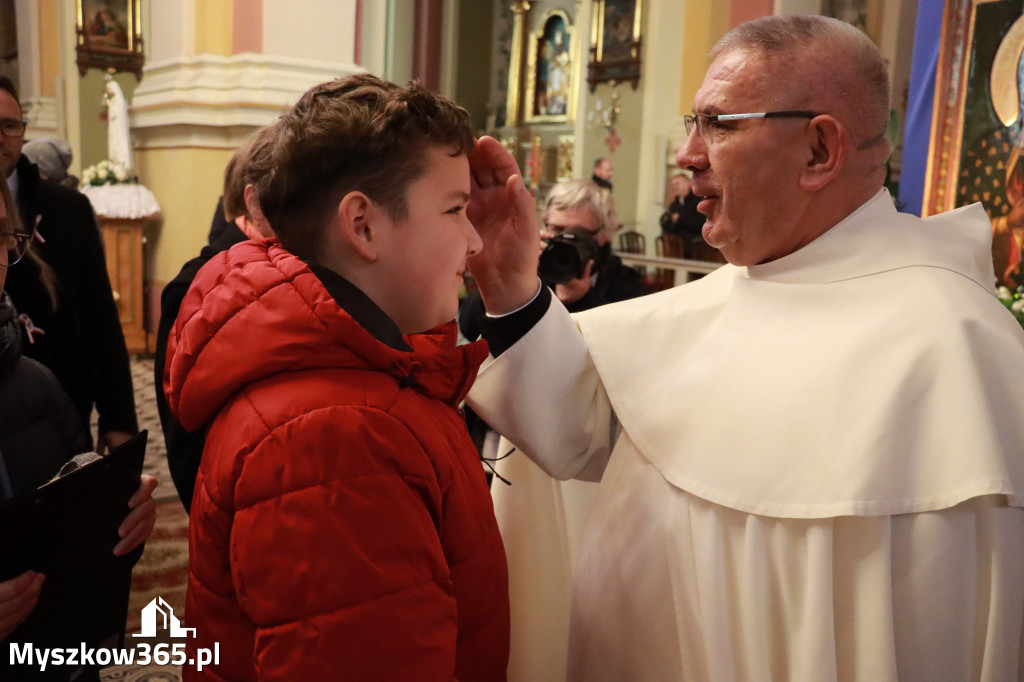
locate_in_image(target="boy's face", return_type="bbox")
[375,145,481,334]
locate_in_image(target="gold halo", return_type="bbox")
[992,15,1024,127]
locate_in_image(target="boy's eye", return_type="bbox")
[446,205,464,215]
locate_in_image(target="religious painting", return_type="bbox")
[525,10,577,124]
[587,0,642,91]
[75,0,144,79]
[925,0,1024,288]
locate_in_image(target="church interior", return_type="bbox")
[3,0,948,349]
[3,0,1024,678]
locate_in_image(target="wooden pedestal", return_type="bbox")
[99,218,148,355]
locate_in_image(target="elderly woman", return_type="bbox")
[0,179,156,641]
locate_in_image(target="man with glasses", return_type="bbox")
[464,14,1024,679]
[0,76,137,454]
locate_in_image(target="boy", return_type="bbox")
[164,75,509,680]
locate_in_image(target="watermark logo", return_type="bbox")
[9,594,219,672]
[134,596,196,638]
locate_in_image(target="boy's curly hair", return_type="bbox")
[259,74,475,259]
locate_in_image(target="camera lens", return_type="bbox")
[538,228,600,284]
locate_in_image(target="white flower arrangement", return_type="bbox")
[996,285,1024,329]
[81,159,137,187]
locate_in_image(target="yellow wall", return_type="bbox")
[680,4,730,113]
[37,0,59,98]
[136,147,234,285]
[195,0,234,56]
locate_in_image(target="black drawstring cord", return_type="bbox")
[482,446,515,486]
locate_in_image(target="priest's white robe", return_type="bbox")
[469,191,1024,681]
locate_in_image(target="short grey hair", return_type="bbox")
[713,14,890,151]
[543,179,617,234]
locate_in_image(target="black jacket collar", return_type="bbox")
[305,262,412,352]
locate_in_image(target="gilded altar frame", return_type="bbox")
[524,9,579,124]
[75,0,144,80]
[587,0,642,90]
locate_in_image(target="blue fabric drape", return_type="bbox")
[899,1,946,216]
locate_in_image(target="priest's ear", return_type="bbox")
[799,114,845,192]
[336,191,381,262]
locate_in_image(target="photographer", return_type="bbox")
[538,179,648,311]
[459,180,647,341]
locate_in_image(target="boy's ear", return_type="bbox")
[337,191,379,262]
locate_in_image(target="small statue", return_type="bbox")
[103,73,133,173]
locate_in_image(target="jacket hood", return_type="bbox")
[164,240,488,432]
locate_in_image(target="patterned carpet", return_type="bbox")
[99,356,187,681]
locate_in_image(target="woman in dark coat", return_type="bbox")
[0,180,156,641]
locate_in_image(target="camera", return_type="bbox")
[538,228,601,285]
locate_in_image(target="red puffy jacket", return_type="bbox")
[164,241,509,681]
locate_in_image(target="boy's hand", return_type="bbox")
[0,571,44,640]
[467,137,542,314]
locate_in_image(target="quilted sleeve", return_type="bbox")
[227,403,459,681]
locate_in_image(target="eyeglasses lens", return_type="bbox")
[0,119,26,137]
[1,232,31,266]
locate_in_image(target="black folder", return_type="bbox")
[0,430,147,679]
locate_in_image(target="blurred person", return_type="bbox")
[659,171,705,245]
[464,15,1024,680]
[154,124,276,512]
[22,138,79,189]
[0,178,156,649]
[0,75,137,453]
[591,157,613,191]
[164,74,508,680]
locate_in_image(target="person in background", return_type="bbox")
[464,14,1024,679]
[591,156,613,191]
[0,178,156,643]
[154,124,276,512]
[0,75,137,453]
[461,178,646,337]
[22,138,79,189]
[659,171,705,247]
[164,74,508,680]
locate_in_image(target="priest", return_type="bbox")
[465,14,1024,681]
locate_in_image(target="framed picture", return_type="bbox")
[924,0,1024,288]
[587,0,642,90]
[75,0,144,80]
[525,9,577,124]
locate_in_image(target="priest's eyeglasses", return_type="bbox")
[0,118,27,138]
[1,229,35,267]
[684,111,818,138]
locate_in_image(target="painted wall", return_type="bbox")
[263,0,356,63]
[454,0,492,131]
[135,144,231,285]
